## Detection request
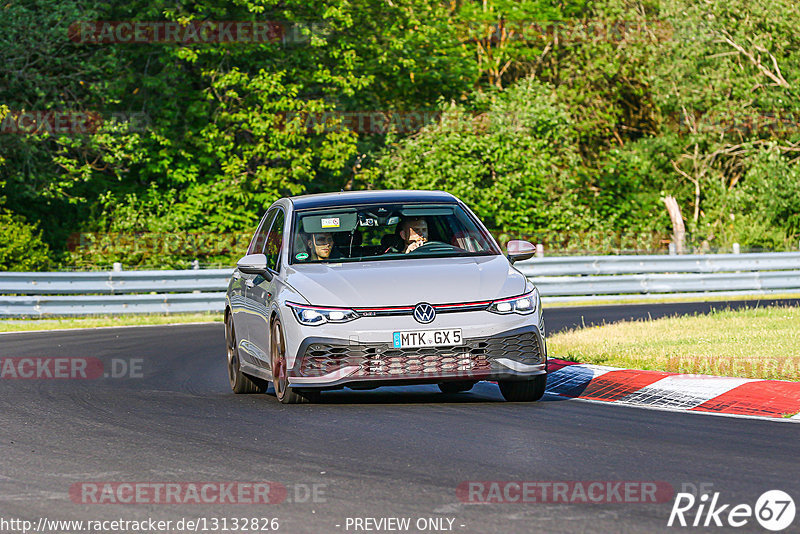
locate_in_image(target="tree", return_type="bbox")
[367,78,582,239]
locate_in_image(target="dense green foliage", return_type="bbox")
[1,0,798,269]
[366,79,585,239]
[0,209,51,271]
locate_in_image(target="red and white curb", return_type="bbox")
[546,359,800,421]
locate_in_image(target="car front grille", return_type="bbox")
[297,330,543,378]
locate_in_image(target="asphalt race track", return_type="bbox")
[1,300,799,534]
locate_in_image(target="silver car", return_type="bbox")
[225,190,547,403]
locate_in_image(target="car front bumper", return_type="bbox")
[286,324,547,389]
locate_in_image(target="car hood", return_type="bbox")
[284,255,527,307]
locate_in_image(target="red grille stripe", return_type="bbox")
[353,306,415,312]
[354,300,490,313]
[434,301,491,309]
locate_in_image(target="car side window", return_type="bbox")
[264,209,285,272]
[248,209,277,255]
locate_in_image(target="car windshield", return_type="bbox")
[290,203,500,264]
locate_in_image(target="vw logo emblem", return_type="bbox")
[413,303,436,324]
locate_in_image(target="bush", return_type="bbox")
[367,78,581,236]
[0,209,52,270]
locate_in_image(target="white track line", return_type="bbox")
[549,395,800,423]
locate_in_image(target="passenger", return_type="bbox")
[304,232,340,261]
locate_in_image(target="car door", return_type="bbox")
[247,207,286,370]
[236,208,276,365]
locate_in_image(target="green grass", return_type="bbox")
[548,305,800,381]
[0,313,222,333]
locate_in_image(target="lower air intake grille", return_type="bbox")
[298,330,542,378]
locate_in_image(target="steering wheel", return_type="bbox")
[407,240,452,254]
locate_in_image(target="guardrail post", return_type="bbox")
[191,259,200,270]
[536,244,544,258]
[668,243,676,255]
[112,262,122,272]
[733,243,740,254]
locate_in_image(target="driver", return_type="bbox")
[304,232,340,261]
[398,217,429,253]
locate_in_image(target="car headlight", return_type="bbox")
[488,289,539,315]
[286,302,360,326]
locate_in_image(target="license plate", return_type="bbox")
[392,329,463,348]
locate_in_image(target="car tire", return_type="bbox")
[271,319,320,404]
[226,317,268,394]
[437,381,477,394]
[498,374,547,402]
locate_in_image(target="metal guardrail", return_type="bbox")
[514,251,800,276]
[1,293,227,317]
[514,252,800,302]
[1,252,799,317]
[0,269,232,295]
[0,269,232,317]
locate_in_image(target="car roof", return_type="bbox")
[288,190,458,210]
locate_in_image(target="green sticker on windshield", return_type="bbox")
[295,253,309,260]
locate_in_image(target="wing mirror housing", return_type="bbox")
[506,240,537,264]
[237,254,272,279]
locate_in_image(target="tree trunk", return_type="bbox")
[663,196,686,254]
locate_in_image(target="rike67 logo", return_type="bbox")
[668,490,796,531]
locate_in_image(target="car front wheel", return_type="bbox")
[270,319,320,404]
[498,374,547,402]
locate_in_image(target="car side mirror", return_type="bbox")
[506,240,536,264]
[237,254,271,277]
